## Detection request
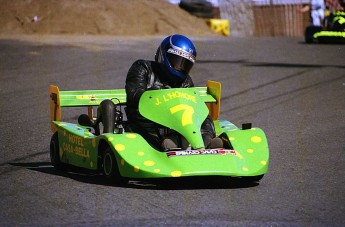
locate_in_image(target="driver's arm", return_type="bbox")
[125,60,151,110]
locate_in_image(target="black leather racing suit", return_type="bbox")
[125,59,216,149]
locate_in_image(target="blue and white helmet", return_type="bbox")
[155,34,197,81]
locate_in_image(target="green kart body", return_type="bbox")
[49,81,269,182]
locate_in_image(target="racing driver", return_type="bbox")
[99,34,223,150]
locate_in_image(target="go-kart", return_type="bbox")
[49,81,269,184]
[305,11,345,44]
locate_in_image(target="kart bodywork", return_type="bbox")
[305,11,345,44]
[49,81,269,183]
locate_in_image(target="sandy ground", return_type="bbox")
[0,0,216,37]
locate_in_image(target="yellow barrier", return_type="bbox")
[207,19,230,36]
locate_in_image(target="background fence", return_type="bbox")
[253,4,310,37]
[219,0,310,37]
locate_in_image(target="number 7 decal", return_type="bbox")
[170,104,194,126]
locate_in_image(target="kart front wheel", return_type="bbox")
[50,132,64,170]
[102,147,128,185]
[232,174,264,184]
[305,26,322,43]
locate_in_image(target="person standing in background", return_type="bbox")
[298,0,325,26]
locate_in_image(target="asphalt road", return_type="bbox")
[0,35,344,226]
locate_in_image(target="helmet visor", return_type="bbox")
[167,50,195,75]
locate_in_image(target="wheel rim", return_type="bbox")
[103,153,113,176]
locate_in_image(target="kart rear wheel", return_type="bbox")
[50,132,64,170]
[102,147,128,185]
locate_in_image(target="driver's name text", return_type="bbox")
[155,91,196,105]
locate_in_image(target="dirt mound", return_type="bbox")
[0,0,216,36]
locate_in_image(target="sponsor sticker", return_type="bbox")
[166,148,236,158]
[167,48,195,63]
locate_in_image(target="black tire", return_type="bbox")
[102,147,128,185]
[245,174,264,182]
[50,132,64,170]
[232,174,264,184]
[179,0,214,18]
[305,26,322,43]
